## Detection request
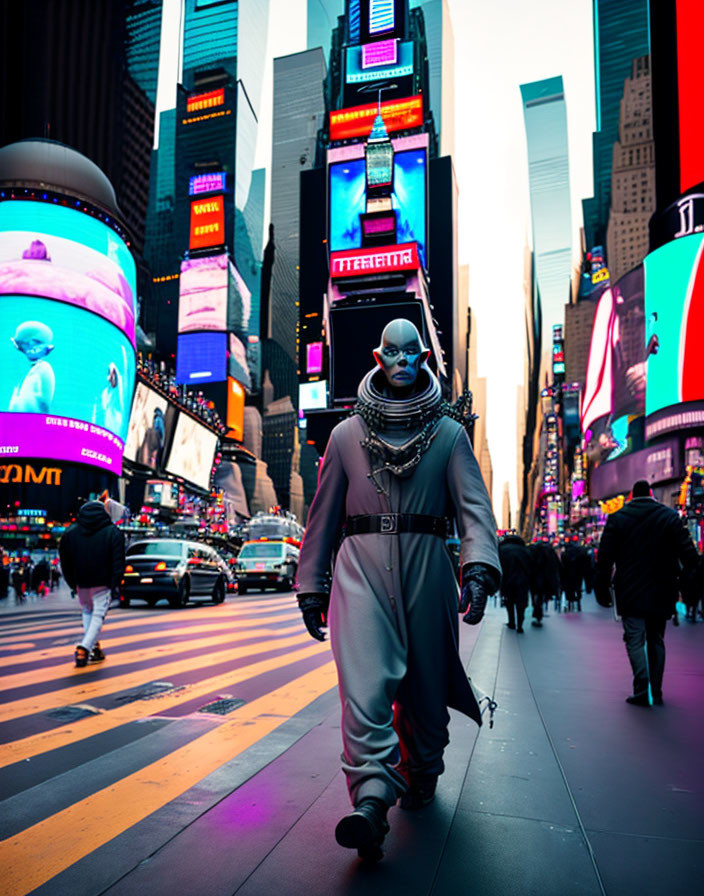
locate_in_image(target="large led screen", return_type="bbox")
[330,95,423,141]
[123,382,177,470]
[0,295,136,473]
[329,301,426,401]
[644,231,704,416]
[189,196,225,250]
[176,332,227,384]
[0,201,137,346]
[178,254,228,333]
[165,413,218,492]
[329,147,427,264]
[581,267,647,465]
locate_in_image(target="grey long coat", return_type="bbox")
[298,414,499,806]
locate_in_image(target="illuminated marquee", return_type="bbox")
[187,88,225,114]
[347,40,412,83]
[362,39,397,68]
[330,95,423,141]
[189,172,226,195]
[189,195,225,250]
[330,242,419,278]
[0,463,62,485]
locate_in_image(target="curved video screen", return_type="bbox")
[0,295,136,473]
[0,201,137,346]
[165,412,218,492]
[644,231,704,417]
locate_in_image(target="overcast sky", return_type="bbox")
[156,0,597,518]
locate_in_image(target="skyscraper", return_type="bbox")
[605,56,655,282]
[520,76,573,363]
[411,0,455,156]
[307,0,345,61]
[582,0,650,251]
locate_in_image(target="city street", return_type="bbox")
[1,588,702,896]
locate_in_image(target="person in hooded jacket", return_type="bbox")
[59,500,125,667]
[498,534,532,632]
[595,479,699,706]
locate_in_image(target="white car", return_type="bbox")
[235,540,300,594]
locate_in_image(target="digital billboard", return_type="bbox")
[644,231,704,419]
[676,0,704,193]
[226,376,245,441]
[329,300,426,401]
[176,332,227,384]
[0,295,136,473]
[0,201,137,345]
[123,382,177,470]
[178,254,228,333]
[189,172,227,196]
[330,95,423,142]
[189,196,225,250]
[187,88,225,114]
[306,342,324,374]
[228,333,251,390]
[346,40,413,84]
[299,381,328,411]
[329,146,427,263]
[330,243,420,279]
[582,266,646,464]
[165,413,218,492]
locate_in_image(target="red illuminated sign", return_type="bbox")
[677,0,704,192]
[189,196,225,250]
[330,95,423,141]
[187,88,225,114]
[330,242,420,278]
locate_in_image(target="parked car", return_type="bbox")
[235,540,299,594]
[120,538,228,608]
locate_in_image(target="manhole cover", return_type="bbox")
[47,704,101,722]
[197,697,246,715]
[113,682,181,704]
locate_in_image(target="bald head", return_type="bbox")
[373,319,430,389]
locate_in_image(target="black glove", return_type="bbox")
[459,563,499,625]
[594,583,613,608]
[297,593,329,641]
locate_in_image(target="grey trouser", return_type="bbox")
[77,586,111,652]
[622,615,666,699]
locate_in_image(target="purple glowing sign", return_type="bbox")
[306,342,324,374]
[0,413,125,474]
[362,39,397,68]
[189,172,227,196]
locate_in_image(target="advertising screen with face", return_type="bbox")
[0,295,136,473]
[178,254,228,333]
[0,201,137,346]
[165,413,218,491]
[329,148,427,265]
[644,231,704,416]
[123,382,177,470]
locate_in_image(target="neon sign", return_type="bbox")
[330,242,419,278]
[187,88,225,114]
[330,95,423,141]
[189,195,225,250]
[189,172,226,195]
[362,39,397,68]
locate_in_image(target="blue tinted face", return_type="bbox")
[0,294,135,441]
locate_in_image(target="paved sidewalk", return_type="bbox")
[32,595,702,896]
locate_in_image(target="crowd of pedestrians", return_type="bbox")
[0,550,60,600]
[137,355,227,434]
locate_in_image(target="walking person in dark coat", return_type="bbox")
[59,500,126,667]
[499,534,532,632]
[529,541,561,623]
[561,540,589,611]
[595,480,699,706]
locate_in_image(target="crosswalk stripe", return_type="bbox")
[0,660,339,896]
[0,630,313,724]
[0,597,298,642]
[0,611,299,674]
[0,639,330,767]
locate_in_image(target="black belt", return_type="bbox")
[343,513,450,538]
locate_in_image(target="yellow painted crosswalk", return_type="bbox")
[0,597,338,896]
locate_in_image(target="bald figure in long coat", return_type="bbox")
[297,319,499,858]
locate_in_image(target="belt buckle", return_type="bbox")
[380,513,398,534]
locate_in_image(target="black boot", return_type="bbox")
[399,773,437,810]
[335,797,390,861]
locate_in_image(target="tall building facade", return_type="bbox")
[411,0,455,156]
[605,56,655,281]
[308,0,345,60]
[582,0,650,251]
[520,76,572,365]
[269,49,327,365]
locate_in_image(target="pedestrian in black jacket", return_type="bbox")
[595,480,699,706]
[529,541,561,623]
[59,500,126,667]
[561,541,590,611]
[499,534,532,632]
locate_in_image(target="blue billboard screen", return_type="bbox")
[176,332,227,384]
[329,148,427,265]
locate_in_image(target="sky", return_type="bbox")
[155,0,598,519]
